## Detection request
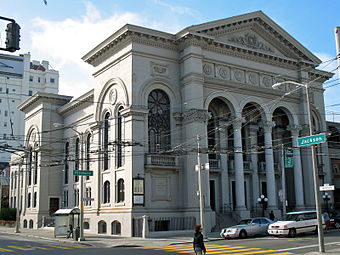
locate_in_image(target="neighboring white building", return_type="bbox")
[0,53,59,163]
[10,11,333,237]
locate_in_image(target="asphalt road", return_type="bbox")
[0,230,339,254]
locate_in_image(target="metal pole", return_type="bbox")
[0,171,3,212]
[15,165,21,233]
[79,132,85,241]
[335,27,340,78]
[306,83,325,252]
[281,144,286,216]
[197,135,205,237]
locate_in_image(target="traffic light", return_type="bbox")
[5,22,20,52]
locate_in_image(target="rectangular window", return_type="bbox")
[12,89,15,92]
[50,78,55,83]
[0,87,2,92]
[4,111,8,117]
[0,99,2,103]
[38,77,41,83]
[4,122,7,127]
[6,88,8,94]
[11,100,15,103]
[29,76,33,82]
[29,90,33,96]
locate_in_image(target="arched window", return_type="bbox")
[27,193,31,208]
[103,181,110,203]
[75,138,80,182]
[117,179,124,203]
[28,147,32,185]
[98,220,107,234]
[23,219,27,228]
[86,133,91,180]
[111,221,121,235]
[29,220,33,229]
[103,112,110,170]
[117,107,124,168]
[33,151,38,184]
[148,89,171,153]
[33,192,37,207]
[64,142,69,184]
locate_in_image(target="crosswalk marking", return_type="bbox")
[7,246,33,251]
[25,245,49,250]
[0,248,13,252]
[134,243,296,254]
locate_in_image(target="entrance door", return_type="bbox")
[49,198,59,216]
[210,180,216,211]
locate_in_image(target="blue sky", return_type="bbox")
[1,0,339,120]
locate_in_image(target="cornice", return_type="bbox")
[58,89,94,116]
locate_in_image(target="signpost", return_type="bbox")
[73,170,93,176]
[297,133,326,147]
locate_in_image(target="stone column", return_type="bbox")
[262,121,277,209]
[288,125,305,209]
[233,119,247,214]
[219,120,229,212]
[249,124,260,209]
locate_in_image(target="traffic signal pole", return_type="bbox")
[0,16,20,52]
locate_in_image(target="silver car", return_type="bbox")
[220,217,274,238]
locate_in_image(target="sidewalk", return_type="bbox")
[0,226,221,248]
[1,226,340,254]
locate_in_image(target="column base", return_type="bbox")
[232,207,250,222]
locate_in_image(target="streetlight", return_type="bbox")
[54,123,85,241]
[257,194,268,217]
[322,192,331,214]
[272,80,325,252]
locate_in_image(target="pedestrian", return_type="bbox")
[323,212,331,230]
[67,224,73,238]
[193,224,206,255]
[269,210,275,221]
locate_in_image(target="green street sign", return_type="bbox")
[284,149,294,168]
[297,133,326,147]
[73,170,93,176]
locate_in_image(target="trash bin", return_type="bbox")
[73,227,80,241]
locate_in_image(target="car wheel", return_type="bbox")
[239,230,247,238]
[335,222,340,229]
[288,228,296,238]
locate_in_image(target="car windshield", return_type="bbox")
[284,214,298,221]
[238,219,252,225]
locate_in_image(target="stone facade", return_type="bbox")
[10,11,333,236]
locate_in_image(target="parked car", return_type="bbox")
[329,211,340,229]
[268,211,325,238]
[220,217,274,239]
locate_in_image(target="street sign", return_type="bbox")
[297,133,326,147]
[284,149,294,168]
[73,170,93,176]
[82,198,94,201]
[320,183,335,191]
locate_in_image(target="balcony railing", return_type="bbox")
[228,160,251,171]
[209,159,220,169]
[145,154,178,166]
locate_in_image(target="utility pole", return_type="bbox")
[15,164,21,233]
[335,27,340,78]
[197,135,205,237]
[281,144,286,216]
[0,171,3,212]
[79,132,85,241]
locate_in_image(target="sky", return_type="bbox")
[1,0,339,121]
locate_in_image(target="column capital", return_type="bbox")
[248,124,260,135]
[260,121,275,133]
[232,117,245,130]
[287,124,302,136]
[183,109,211,124]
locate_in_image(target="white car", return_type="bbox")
[268,211,325,237]
[220,217,273,239]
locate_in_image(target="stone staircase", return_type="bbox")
[211,212,238,232]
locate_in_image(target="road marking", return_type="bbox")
[276,241,340,252]
[25,245,49,250]
[45,244,72,249]
[267,253,295,255]
[7,246,34,251]
[236,250,277,254]
[0,248,13,252]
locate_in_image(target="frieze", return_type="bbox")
[248,72,259,85]
[183,109,211,124]
[203,63,214,77]
[233,69,245,82]
[216,65,230,80]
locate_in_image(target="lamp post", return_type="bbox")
[272,80,325,253]
[257,194,268,217]
[54,123,85,241]
[322,192,331,214]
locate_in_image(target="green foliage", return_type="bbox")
[0,208,16,221]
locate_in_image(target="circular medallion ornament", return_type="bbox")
[248,72,258,85]
[109,88,117,105]
[234,69,244,82]
[262,76,272,87]
[218,67,229,79]
[203,64,213,76]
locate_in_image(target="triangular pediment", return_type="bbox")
[179,11,321,65]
